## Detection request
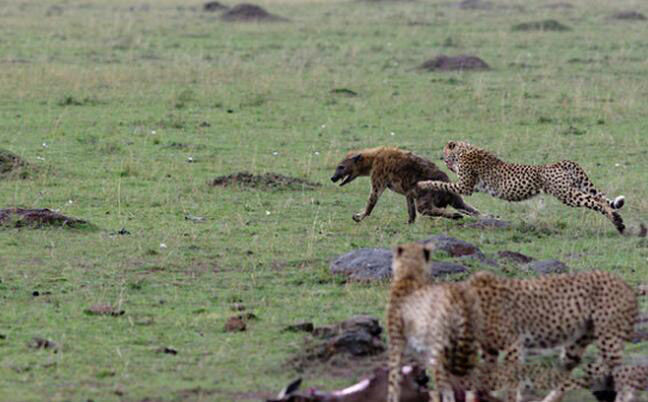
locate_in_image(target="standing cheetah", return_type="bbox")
[417,141,626,233]
[387,242,481,402]
[386,243,638,402]
[331,147,479,224]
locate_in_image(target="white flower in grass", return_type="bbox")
[160,243,167,249]
[42,142,48,148]
[187,156,194,163]
[272,151,279,156]
[67,200,73,205]
[36,156,45,161]
[151,130,156,135]
[614,163,620,167]
[314,151,320,156]
[390,132,395,136]
[265,210,271,215]
[321,124,326,128]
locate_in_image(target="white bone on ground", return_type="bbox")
[332,379,370,396]
[401,365,413,374]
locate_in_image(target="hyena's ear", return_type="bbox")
[422,248,430,262]
[351,154,363,163]
[396,246,404,257]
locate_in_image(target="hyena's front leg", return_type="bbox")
[353,181,385,222]
[406,195,417,224]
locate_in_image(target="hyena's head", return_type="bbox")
[330,152,370,186]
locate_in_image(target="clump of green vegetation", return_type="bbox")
[0,0,645,400]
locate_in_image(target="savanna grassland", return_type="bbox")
[0,0,646,400]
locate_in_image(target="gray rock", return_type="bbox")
[422,234,498,267]
[427,261,468,277]
[422,234,484,258]
[330,246,470,281]
[524,259,569,274]
[330,248,392,281]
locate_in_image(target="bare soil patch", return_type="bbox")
[221,4,287,22]
[512,19,570,31]
[420,55,490,71]
[611,11,646,21]
[84,304,125,316]
[0,208,88,228]
[210,172,320,191]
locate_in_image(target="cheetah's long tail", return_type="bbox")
[611,195,625,210]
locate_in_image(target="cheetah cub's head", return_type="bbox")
[443,141,473,173]
[392,243,430,284]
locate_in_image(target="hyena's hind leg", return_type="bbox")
[448,193,480,217]
[558,161,625,210]
[415,199,463,220]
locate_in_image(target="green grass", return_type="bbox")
[0,0,646,400]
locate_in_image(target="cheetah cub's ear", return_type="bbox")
[422,247,430,262]
[446,141,457,150]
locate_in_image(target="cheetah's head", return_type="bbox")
[392,243,430,282]
[443,141,473,173]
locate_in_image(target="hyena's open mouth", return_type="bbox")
[331,174,356,186]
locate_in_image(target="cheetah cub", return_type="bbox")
[387,243,479,402]
[418,141,626,233]
[387,243,638,402]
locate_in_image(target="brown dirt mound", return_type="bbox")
[455,0,493,10]
[0,208,88,228]
[512,19,571,31]
[420,55,490,71]
[542,2,573,9]
[611,11,646,21]
[291,316,385,373]
[203,1,229,12]
[0,149,29,178]
[221,4,287,22]
[210,172,320,190]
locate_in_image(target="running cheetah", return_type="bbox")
[417,141,626,233]
[386,243,638,402]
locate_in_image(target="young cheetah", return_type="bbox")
[417,141,626,233]
[331,147,479,224]
[387,243,480,402]
[386,244,638,402]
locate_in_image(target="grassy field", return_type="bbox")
[0,0,646,400]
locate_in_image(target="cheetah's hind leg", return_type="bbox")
[562,160,625,210]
